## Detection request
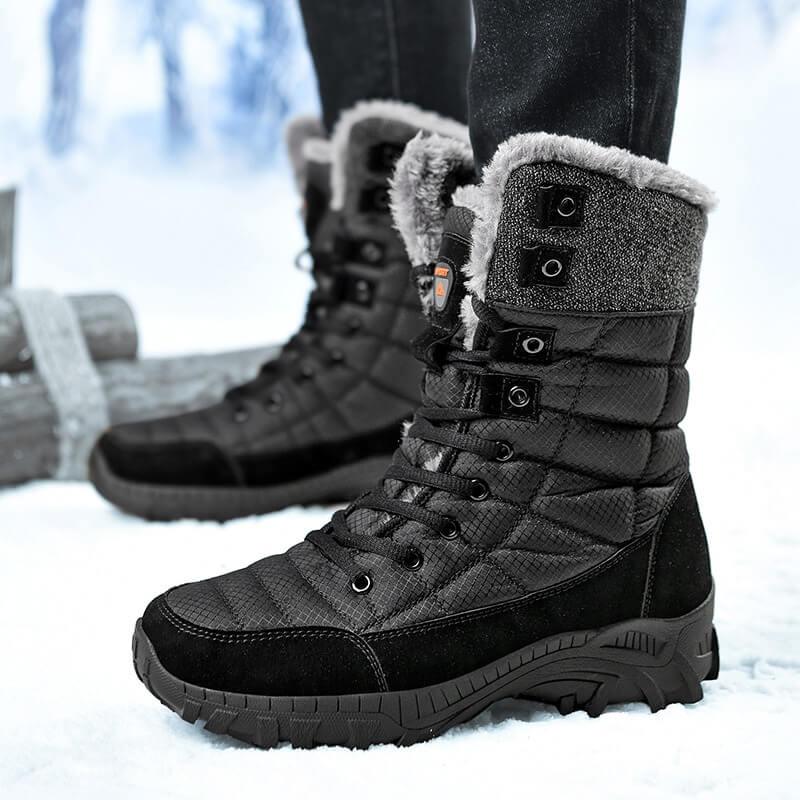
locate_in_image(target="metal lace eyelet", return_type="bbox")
[350,573,372,594]
[299,364,315,379]
[233,407,249,424]
[266,392,283,413]
[557,196,577,217]
[522,336,545,355]
[541,259,563,278]
[468,478,490,501]
[360,241,383,264]
[495,441,514,462]
[353,279,372,304]
[402,547,424,571]
[508,385,530,408]
[439,517,460,540]
[329,348,345,364]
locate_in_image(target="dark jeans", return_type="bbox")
[299,0,687,170]
[298,0,473,130]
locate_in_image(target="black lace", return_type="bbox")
[224,240,365,415]
[306,296,512,588]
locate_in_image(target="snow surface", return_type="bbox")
[2,6,800,800]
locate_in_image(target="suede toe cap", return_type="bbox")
[98,429,241,487]
[141,593,387,696]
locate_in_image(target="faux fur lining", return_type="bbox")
[457,132,717,347]
[484,133,717,212]
[329,100,470,211]
[285,115,326,192]
[302,137,332,165]
[389,131,472,266]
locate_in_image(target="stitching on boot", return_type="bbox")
[640,472,691,618]
[364,319,615,631]
[365,533,653,640]
[158,597,389,692]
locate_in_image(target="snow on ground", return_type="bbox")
[2,9,800,800]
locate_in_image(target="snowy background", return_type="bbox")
[1,1,799,799]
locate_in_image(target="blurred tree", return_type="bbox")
[45,0,87,155]
[697,0,800,36]
[227,0,296,157]
[150,0,194,149]
[756,0,800,33]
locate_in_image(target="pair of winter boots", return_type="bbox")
[92,101,718,749]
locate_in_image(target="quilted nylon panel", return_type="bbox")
[165,157,705,636]
[108,115,425,463]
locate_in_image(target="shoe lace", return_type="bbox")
[306,295,512,588]
[224,230,376,415]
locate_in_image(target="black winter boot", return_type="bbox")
[90,103,469,521]
[132,132,719,747]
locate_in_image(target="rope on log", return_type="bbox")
[0,293,139,373]
[0,346,274,485]
[6,289,109,480]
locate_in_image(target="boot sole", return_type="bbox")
[89,448,390,522]
[132,588,718,749]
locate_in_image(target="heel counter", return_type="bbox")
[644,475,712,618]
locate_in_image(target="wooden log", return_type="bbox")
[0,293,138,373]
[0,346,276,485]
[0,188,14,287]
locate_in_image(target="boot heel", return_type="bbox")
[520,587,717,717]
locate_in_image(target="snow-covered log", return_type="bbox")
[0,345,275,484]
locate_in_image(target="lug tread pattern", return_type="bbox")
[132,593,718,750]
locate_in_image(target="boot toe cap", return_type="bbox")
[140,588,385,697]
[96,428,240,487]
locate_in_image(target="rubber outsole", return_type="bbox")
[132,588,718,749]
[89,447,391,522]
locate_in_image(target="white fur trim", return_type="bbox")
[389,132,472,266]
[302,137,332,164]
[284,115,325,192]
[458,131,717,347]
[329,100,470,211]
[460,295,481,350]
[451,184,483,214]
[486,132,717,210]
